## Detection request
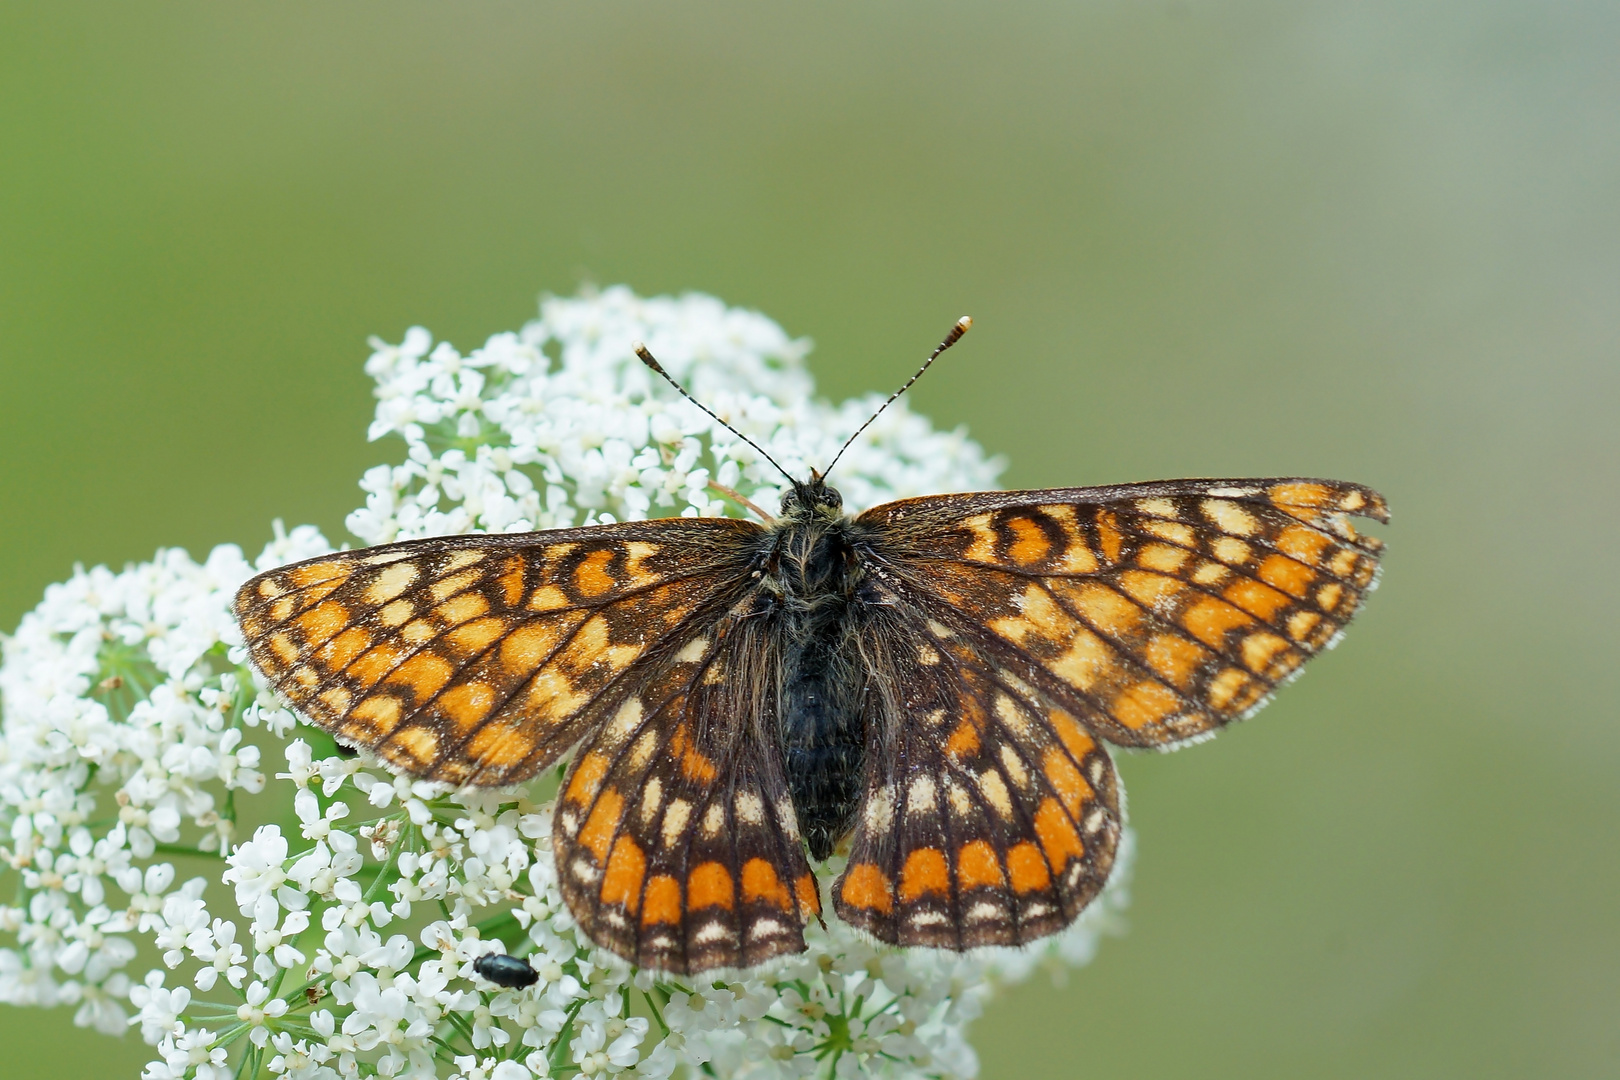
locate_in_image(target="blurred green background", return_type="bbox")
[3,2,1616,1077]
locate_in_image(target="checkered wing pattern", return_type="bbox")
[833,602,1124,947]
[858,477,1388,750]
[551,614,820,974]
[233,518,763,785]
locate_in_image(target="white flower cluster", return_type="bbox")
[0,287,1131,1079]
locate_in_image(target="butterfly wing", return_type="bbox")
[856,477,1387,749]
[833,602,1124,947]
[552,598,820,974]
[234,518,763,785]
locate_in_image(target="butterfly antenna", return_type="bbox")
[633,342,798,486]
[823,315,972,479]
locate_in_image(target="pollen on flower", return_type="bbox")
[0,287,1126,1080]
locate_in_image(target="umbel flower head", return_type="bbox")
[0,286,1132,1080]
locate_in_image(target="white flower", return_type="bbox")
[1,286,1128,1079]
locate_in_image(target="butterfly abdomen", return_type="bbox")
[767,508,872,862]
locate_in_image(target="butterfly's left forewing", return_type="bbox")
[234,518,763,785]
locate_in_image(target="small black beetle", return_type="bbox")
[472,952,538,989]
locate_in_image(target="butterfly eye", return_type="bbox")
[779,489,802,513]
[822,487,843,510]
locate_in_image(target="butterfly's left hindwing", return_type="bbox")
[234,518,762,785]
[552,611,820,974]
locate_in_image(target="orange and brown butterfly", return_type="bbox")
[234,317,1387,974]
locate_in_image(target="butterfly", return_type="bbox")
[234,317,1387,974]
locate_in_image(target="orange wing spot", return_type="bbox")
[1257,554,1315,598]
[434,591,489,627]
[899,848,951,902]
[1095,511,1125,564]
[1043,747,1095,817]
[688,861,734,910]
[446,616,507,657]
[377,599,415,627]
[577,788,625,862]
[1112,681,1181,729]
[1006,516,1053,566]
[1034,797,1085,869]
[1048,627,1117,692]
[1316,583,1344,612]
[601,835,646,913]
[1329,548,1361,578]
[573,549,617,598]
[1181,596,1254,647]
[349,693,403,735]
[295,600,351,647]
[1144,632,1206,689]
[523,669,589,722]
[1047,708,1097,763]
[557,615,610,676]
[463,723,534,770]
[741,858,794,912]
[1055,539,1101,574]
[956,840,1006,890]
[1137,542,1191,574]
[1287,609,1323,642]
[945,717,981,760]
[622,541,661,582]
[565,752,611,806]
[291,665,321,689]
[669,725,719,783]
[1222,577,1293,622]
[1118,569,1187,612]
[363,562,419,605]
[429,569,481,603]
[387,651,454,705]
[400,619,437,646]
[1274,523,1332,567]
[320,626,373,672]
[289,560,349,588]
[438,681,495,733]
[347,641,405,688]
[1205,666,1258,712]
[390,725,439,766]
[1240,631,1292,675]
[960,513,997,561]
[1268,481,1334,510]
[795,873,822,917]
[1141,518,1196,547]
[270,596,296,622]
[317,686,352,716]
[642,874,682,926]
[496,556,526,608]
[1006,842,1051,894]
[1069,582,1142,639]
[840,863,894,915]
[526,585,571,612]
[500,618,576,674]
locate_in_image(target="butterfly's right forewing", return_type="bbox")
[859,478,1387,750]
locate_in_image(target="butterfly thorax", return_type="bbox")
[762,478,874,861]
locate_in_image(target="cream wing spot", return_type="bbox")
[364,562,420,605]
[660,800,691,849]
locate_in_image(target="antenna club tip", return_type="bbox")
[631,340,647,355]
[957,315,973,331]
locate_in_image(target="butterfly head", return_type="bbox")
[779,469,845,522]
